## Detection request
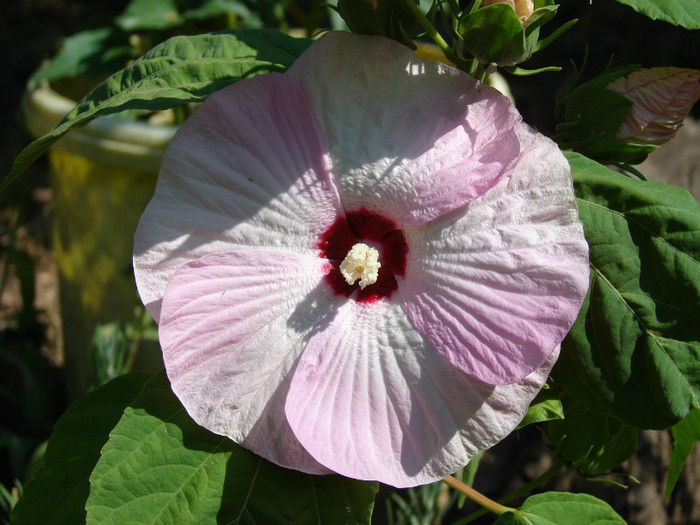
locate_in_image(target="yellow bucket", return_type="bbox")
[22,83,177,397]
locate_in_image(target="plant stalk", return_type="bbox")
[442,475,515,517]
[402,0,465,68]
[450,457,567,525]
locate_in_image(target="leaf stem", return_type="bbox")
[123,307,149,374]
[402,0,463,68]
[473,61,489,83]
[442,475,515,517]
[450,457,567,525]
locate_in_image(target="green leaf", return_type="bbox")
[613,0,700,29]
[665,408,700,497]
[493,492,627,524]
[86,373,377,524]
[554,152,700,429]
[31,27,135,83]
[10,373,149,525]
[91,322,130,386]
[179,0,259,24]
[548,397,637,475]
[116,0,249,30]
[116,0,181,31]
[3,29,312,192]
[517,385,564,430]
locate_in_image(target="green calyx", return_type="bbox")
[458,0,559,67]
[336,0,419,48]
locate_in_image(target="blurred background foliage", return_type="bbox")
[0,1,699,524]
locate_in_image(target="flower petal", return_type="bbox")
[608,67,700,145]
[401,125,589,385]
[285,298,556,487]
[159,249,339,474]
[286,32,522,228]
[134,72,341,321]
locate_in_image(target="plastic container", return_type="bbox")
[22,82,177,397]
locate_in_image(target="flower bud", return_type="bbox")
[458,0,558,67]
[482,0,534,24]
[607,67,700,146]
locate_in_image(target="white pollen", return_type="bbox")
[339,243,381,289]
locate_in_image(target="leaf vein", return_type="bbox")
[234,456,262,524]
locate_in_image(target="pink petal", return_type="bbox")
[608,67,700,145]
[286,32,522,228]
[400,125,589,385]
[285,298,557,487]
[159,249,340,474]
[134,73,342,321]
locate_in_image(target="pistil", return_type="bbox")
[339,243,381,289]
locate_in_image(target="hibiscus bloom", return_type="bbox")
[133,31,589,487]
[607,67,700,146]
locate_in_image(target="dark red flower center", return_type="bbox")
[318,208,408,303]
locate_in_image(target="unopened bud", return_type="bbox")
[459,0,554,67]
[482,0,534,24]
[607,67,700,146]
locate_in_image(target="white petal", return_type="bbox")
[159,249,339,474]
[134,73,342,320]
[287,32,522,228]
[285,298,556,487]
[401,125,589,385]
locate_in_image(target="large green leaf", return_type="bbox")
[178,0,257,24]
[116,0,181,31]
[554,153,700,429]
[116,0,251,31]
[3,28,312,192]
[493,492,627,524]
[31,27,135,84]
[613,0,700,29]
[665,408,700,497]
[548,397,637,475]
[86,373,377,524]
[10,373,149,525]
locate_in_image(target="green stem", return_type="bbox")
[402,0,463,67]
[472,61,489,83]
[123,307,149,373]
[442,475,515,517]
[450,457,567,525]
[402,0,450,52]
[173,104,188,125]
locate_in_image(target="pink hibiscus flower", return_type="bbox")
[133,31,589,487]
[607,67,700,146]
